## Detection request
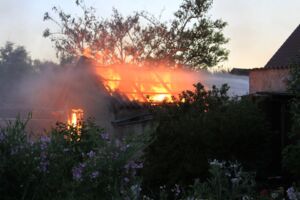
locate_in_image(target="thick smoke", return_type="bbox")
[200,70,249,96]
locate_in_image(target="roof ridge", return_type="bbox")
[264,24,300,69]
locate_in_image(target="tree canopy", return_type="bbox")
[0,42,32,75]
[0,42,60,99]
[43,0,229,69]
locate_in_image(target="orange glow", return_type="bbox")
[83,48,200,103]
[93,64,199,103]
[68,108,84,128]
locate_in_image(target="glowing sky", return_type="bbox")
[1,0,300,68]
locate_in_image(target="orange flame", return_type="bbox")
[93,64,199,103]
[83,48,200,103]
[68,108,84,128]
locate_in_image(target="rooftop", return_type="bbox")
[265,24,300,69]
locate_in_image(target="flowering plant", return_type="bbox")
[0,118,148,200]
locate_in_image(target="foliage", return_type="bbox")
[283,63,300,179]
[282,143,300,178]
[184,160,256,200]
[0,42,33,75]
[43,0,228,68]
[142,83,273,194]
[0,115,290,199]
[0,42,59,98]
[141,160,257,200]
[0,42,33,94]
[0,118,148,200]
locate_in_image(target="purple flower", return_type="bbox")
[87,150,96,158]
[136,162,143,169]
[90,171,99,179]
[72,163,86,181]
[287,187,298,200]
[100,132,109,140]
[124,161,143,177]
[38,151,49,173]
[125,161,143,171]
[124,177,130,183]
[40,135,51,143]
[40,136,50,151]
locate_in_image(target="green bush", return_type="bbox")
[142,83,272,194]
[282,63,300,180]
[282,143,300,178]
[0,118,147,200]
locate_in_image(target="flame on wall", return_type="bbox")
[68,108,84,128]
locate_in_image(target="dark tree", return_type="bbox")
[0,42,34,95]
[0,42,32,76]
[142,84,273,194]
[43,0,228,69]
[0,42,60,100]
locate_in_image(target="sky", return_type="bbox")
[0,0,300,69]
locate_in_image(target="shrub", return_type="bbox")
[141,160,257,200]
[142,83,272,194]
[283,63,300,180]
[282,143,300,178]
[0,118,148,200]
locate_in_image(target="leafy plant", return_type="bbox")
[185,160,256,200]
[142,83,272,194]
[283,63,300,179]
[0,118,148,200]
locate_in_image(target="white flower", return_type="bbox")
[287,187,298,200]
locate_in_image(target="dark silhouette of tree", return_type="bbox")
[142,84,273,194]
[43,0,229,69]
[0,42,33,100]
[0,42,33,76]
[0,42,60,99]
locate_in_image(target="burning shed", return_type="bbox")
[0,56,199,135]
[64,56,198,135]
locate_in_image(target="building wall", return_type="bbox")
[249,68,290,94]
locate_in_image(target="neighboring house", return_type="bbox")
[250,25,300,94]
[248,25,300,175]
